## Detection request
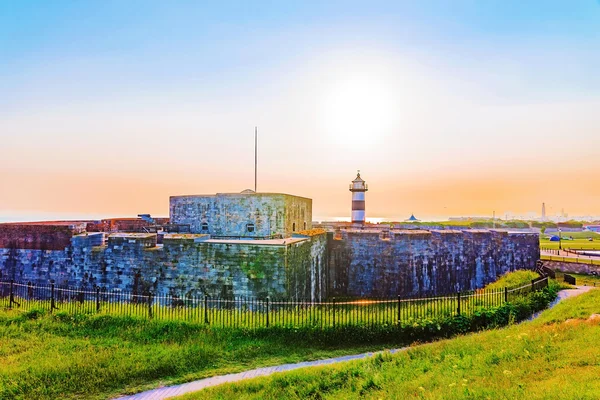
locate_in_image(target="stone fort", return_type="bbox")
[0,174,540,299]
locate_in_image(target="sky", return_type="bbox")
[1,0,599,222]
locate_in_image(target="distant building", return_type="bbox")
[585,225,600,233]
[541,202,547,221]
[405,214,420,222]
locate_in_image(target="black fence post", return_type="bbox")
[204,295,209,325]
[27,281,33,300]
[531,279,535,292]
[50,283,56,313]
[147,292,153,319]
[96,287,100,312]
[456,292,461,316]
[332,297,336,327]
[9,279,14,308]
[504,287,508,303]
[266,296,270,328]
[397,295,401,324]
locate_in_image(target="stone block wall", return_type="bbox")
[87,218,169,233]
[542,260,600,275]
[328,229,539,297]
[0,227,539,300]
[170,193,312,237]
[0,224,84,251]
[0,231,328,301]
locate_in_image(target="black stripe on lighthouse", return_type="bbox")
[352,200,365,210]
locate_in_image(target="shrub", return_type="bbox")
[22,308,46,320]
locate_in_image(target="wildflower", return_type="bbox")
[503,370,512,376]
[462,379,468,383]
[418,386,425,391]
[449,383,456,387]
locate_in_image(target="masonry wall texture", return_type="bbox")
[170,193,312,237]
[0,231,327,301]
[0,225,539,299]
[542,260,600,275]
[0,224,85,250]
[327,229,540,297]
[87,218,170,233]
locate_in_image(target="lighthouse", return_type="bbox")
[349,171,368,224]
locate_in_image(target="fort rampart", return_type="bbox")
[328,229,539,297]
[0,229,327,301]
[0,225,538,299]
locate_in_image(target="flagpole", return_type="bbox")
[254,126,257,193]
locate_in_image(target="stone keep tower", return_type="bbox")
[349,171,368,224]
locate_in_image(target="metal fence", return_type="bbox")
[0,277,548,329]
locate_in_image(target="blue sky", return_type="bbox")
[3,1,598,105]
[1,1,599,220]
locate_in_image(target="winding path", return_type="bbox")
[115,286,596,400]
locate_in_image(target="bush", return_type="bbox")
[239,283,559,346]
[22,308,46,320]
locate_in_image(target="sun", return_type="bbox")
[319,71,401,150]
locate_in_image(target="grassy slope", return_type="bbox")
[484,270,540,290]
[185,289,600,400]
[0,313,406,400]
[0,271,558,400]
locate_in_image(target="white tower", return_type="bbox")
[349,171,368,224]
[542,202,546,221]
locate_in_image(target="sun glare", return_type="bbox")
[319,71,401,150]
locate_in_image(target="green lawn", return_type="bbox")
[0,312,413,400]
[183,289,600,400]
[567,273,600,287]
[540,233,600,251]
[0,272,557,400]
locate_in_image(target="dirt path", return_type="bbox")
[114,286,596,400]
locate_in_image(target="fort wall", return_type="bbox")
[0,230,327,300]
[542,260,600,275]
[0,224,539,299]
[327,229,539,297]
[0,223,85,250]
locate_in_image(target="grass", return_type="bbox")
[540,235,600,251]
[0,272,556,400]
[546,231,600,240]
[566,273,600,287]
[0,310,407,400]
[182,288,600,400]
[483,270,540,290]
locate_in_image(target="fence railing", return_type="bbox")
[0,277,549,329]
[540,254,600,266]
